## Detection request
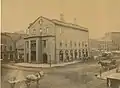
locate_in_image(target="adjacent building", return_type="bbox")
[99,32,120,51]
[90,32,120,56]
[89,39,100,56]
[24,16,89,64]
[1,33,15,61]
[1,32,27,61]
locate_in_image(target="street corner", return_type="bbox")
[95,68,117,80]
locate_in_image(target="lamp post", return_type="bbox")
[49,54,51,67]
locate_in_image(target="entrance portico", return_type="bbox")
[24,36,55,64]
[24,37,42,64]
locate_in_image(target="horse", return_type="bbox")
[25,71,44,88]
[110,60,116,65]
[98,61,110,68]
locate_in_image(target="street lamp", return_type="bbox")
[49,54,51,67]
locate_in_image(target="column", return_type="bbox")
[81,48,83,59]
[63,50,66,62]
[48,39,51,63]
[24,41,27,62]
[36,38,39,63]
[28,40,31,63]
[39,37,43,63]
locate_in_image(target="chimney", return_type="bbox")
[60,13,64,21]
[73,18,77,24]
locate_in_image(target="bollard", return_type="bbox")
[100,67,102,78]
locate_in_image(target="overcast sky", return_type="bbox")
[1,0,120,38]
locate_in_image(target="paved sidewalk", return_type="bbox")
[14,60,81,68]
[97,69,117,80]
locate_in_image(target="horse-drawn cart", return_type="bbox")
[25,71,44,88]
[8,71,44,88]
[98,60,117,71]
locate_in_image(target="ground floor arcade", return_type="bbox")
[24,36,89,64]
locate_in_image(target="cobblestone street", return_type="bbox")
[1,62,106,88]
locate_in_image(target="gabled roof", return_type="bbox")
[51,19,88,32]
[28,16,52,29]
[28,16,88,32]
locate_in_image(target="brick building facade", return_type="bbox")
[24,16,89,64]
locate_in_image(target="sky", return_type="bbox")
[1,0,120,38]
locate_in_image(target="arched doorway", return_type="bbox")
[70,50,73,61]
[65,50,69,62]
[59,50,63,62]
[43,53,47,63]
[82,49,85,57]
[86,49,88,57]
[74,50,77,59]
[79,49,81,59]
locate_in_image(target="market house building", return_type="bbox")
[24,16,89,64]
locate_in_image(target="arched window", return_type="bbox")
[33,29,36,34]
[39,19,43,25]
[60,28,63,35]
[39,28,42,34]
[85,44,87,47]
[43,27,48,34]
